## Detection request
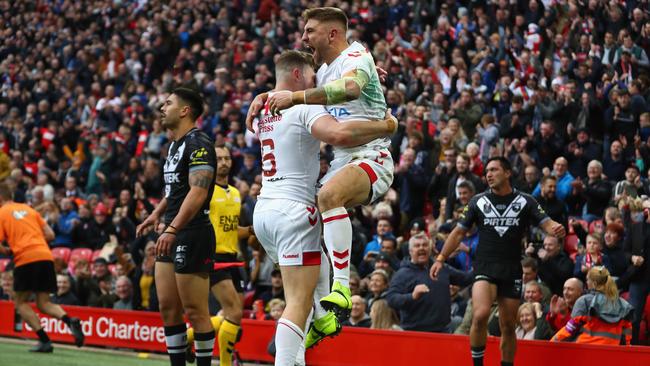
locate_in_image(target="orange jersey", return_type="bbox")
[0,202,53,267]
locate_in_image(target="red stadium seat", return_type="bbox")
[243,290,256,309]
[0,258,10,272]
[564,234,579,261]
[91,249,103,262]
[589,219,604,234]
[70,248,93,263]
[51,247,71,263]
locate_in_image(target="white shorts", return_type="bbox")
[319,148,394,204]
[253,198,322,266]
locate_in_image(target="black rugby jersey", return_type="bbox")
[457,189,549,263]
[163,128,216,229]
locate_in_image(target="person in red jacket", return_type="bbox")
[546,278,583,332]
[552,267,633,345]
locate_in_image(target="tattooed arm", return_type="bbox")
[167,169,213,232]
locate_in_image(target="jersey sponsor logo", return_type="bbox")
[189,147,209,166]
[164,172,180,183]
[282,253,299,259]
[164,142,186,172]
[477,195,527,237]
[12,210,27,220]
[326,107,351,117]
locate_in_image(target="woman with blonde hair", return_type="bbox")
[515,303,539,340]
[370,299,402,331]
[552,267,633,345]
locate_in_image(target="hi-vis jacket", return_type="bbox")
[552,291,633,345]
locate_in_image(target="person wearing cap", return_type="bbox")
[92,202,117,249]
[386,233,472,333]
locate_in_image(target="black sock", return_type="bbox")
[36,329,50,343]
[471,346,485,366]
[61,315,71,326]
[502,362,514,366]
[164,324,187,366]
[194,330,215,366]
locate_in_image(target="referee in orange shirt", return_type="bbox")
[0,183,84,352]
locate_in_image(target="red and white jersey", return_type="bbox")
[316,41,389,157]
[255,94,329,205]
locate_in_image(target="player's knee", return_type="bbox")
[318,187,344,211]
[183,303,209,323]
[472,308,491,325]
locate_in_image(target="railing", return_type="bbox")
[1,301,649,365]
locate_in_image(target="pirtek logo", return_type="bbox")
[483,218,520,226]
[283,254,299,259]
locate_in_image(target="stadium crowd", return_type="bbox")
[0,0,649,346]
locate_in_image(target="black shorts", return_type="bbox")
[473,260,523,299]
[156,226,216,274]
[210,253,245,292]
[13,260,57,293]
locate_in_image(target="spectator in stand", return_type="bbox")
[602,223,628,278]
[445,153,484,221]
[51,274,80,306]
[566,129,602,180]
[533,157,574,201]
[568,160,612,222]
[428,146,457,213]
[113,276,137,310]
[366,269,390,311]
[517,165,540,194]
[574,234,612,282]
[536,176,567,229]
[342,295,371,328]
[451,181,476,221]
[552,267,633,345]
[395,147,430,225]
[369,299,402,331]
[530,121,563,171]
[613,164,646,200]
[622,201,650,344]
[364,218,395,257]
[71,203,102,249]
[257,269,284,305]
[546,278,584,333]
[386,233,472,333]
[476,115,499,163]
[53,198,79,248]
[530,236,575,296]
[515,303,543,340]
[603,140,628,183]
[521,257,551,304]
[451,90,483,139]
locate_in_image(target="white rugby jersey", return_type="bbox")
[316,41,389,156]
[255,94,328,205]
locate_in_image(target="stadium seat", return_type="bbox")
[564,234,579,261]
[51,247,71,263]
[70,248,93,263]
[91,249,103,261]
[243,290,256,309]
[589,219,604,234]
[0,258,10,272]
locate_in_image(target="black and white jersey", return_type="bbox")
[457,189,549,263]
[163,128,216,229]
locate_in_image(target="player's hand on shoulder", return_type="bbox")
[268,90,293,116]
[246,92,269,132]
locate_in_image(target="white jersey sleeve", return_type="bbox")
[255,97,324,206]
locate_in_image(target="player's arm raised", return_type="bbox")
[268,69,369,114]
[310,108,397,147]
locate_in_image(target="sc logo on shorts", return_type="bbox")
[175,245,187,268]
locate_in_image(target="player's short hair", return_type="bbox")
[275,50,315,76]
[457,180,475,193]
[172,87,204,121]
[303,7,348,31]
[486,156,512,172]
[0,183,12,200]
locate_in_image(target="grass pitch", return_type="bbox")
[0,339,169,366]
